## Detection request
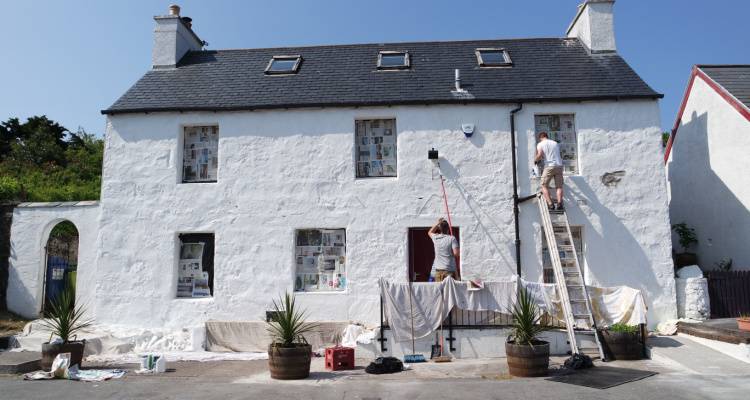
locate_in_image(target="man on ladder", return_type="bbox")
[535,131,564,211]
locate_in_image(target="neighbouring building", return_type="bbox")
[665,65,750,271]
[7,1,677,335]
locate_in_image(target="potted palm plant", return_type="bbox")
[266,292,318,380]
[40,287,93,370]
[505,288,549,377]
[599,323,643,360]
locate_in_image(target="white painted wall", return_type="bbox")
[668,76,750,270]
[515,101,676,325]
[7,99,675,329]
[7,202,100,318]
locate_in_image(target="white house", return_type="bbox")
[666,65,750,271]
[7,1,676,338]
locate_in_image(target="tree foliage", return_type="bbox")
[0,116,103,202]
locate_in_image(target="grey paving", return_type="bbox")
[104,38,661,115]
[2,336,748,399]
[0,351,40,374]
[648,334,749,375]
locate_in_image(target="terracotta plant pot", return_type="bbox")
[41,340,86,371]
[674,252,698,268]
[505,340,549,377]
[737,318,750,332]
[600,330,642,360]
[268,343,312,380]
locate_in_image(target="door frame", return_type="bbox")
[408,227,460,282]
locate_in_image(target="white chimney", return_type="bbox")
[152,4,204,68]
[566,0,616,53]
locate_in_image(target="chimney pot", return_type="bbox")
[168,4,180,16]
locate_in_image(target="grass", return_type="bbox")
[0,310,29,337]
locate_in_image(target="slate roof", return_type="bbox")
[699,65,750,110]
[103,38,661,114]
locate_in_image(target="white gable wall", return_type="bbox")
[668,76,750,270]
[518,101,675,323]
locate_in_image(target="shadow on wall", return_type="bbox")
[669,111,750,270]
[567,179,661,301]
[438,158,516,276]
[7,239,38,318]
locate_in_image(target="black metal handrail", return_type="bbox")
[378,292,565,352]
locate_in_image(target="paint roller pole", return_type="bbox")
[437,161,454,237]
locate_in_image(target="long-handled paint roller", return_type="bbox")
[434,155,454,363]
[432,280,452,363]
[404,279,426,363]
[437,160,455,238]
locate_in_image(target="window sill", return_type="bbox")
[174,297,215,301]
[294,290,348,295]
[530,175,579,182]
[354,176,398,181]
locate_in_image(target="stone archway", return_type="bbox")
[42,220,79,313]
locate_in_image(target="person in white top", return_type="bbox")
[534,131,564,210]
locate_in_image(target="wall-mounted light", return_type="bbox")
[428,148,439,161]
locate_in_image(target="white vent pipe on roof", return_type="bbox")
[454,69,467,93]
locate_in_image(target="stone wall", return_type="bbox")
[6,202,100,318]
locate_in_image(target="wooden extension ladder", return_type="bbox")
[537,194,605,360]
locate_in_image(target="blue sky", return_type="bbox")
[1,0,747,135]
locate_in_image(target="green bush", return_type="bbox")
[0,116,103,202]
[608,323,638,334]
[0,176,20,201]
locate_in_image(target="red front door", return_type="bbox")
[408,227,460,282]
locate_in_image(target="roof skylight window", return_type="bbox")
[475,48,512,67]
[265,55,302,74]
[377,51,410,70]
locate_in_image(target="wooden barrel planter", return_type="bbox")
[41,340,86,371]
[505,340,550,377]
[268,344,312,380]
[600,330,642,360]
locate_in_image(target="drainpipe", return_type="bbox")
[510,103,523,276]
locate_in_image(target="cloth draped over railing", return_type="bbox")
[379,277,647,343]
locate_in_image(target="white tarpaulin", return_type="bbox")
[380,277,518,342]
[589,286,648,327]
[520,279,648,329]
[380,279,449,343]
[381,277,648,342]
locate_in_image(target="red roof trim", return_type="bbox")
[665,66,750,163]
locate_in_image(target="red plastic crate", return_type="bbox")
[325,346,354,371]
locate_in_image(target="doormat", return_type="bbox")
[546,366,657,389]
